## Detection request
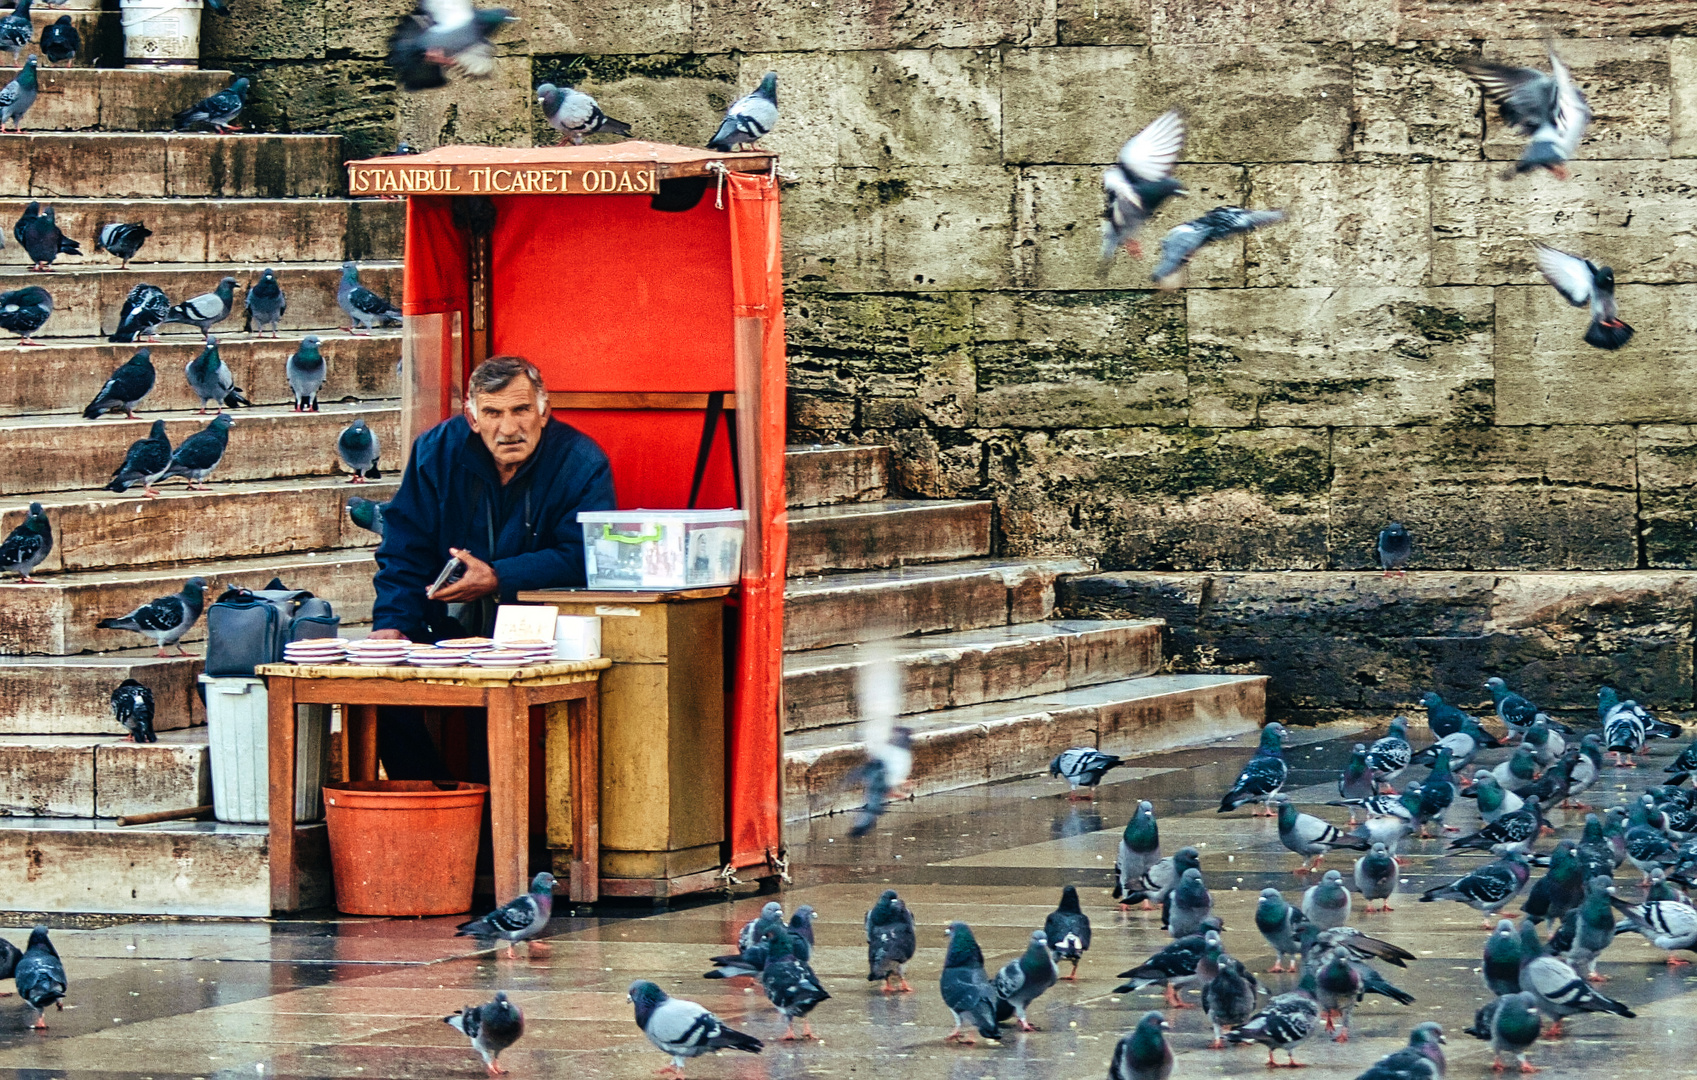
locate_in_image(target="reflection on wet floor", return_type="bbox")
[0,717,1690,1079]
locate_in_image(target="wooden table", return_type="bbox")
[257,659,610,912]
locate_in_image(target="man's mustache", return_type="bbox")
[495,435,528,445]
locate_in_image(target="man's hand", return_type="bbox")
[368,629,409,641]
[429,548,499,604]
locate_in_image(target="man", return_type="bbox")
[369,355,614,776]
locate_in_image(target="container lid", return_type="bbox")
[578,508,747,524]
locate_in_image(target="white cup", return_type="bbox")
[554,615,602,660]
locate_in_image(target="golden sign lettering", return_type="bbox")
[349,163,660,195]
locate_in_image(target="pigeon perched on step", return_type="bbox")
[1150,205,1285,289]
[455,871,554,957]
[1050,746,1124,798]
[537,82,631,145]
[387,0,516,92]
[1302,869,1352,929]
[707,71,777,152]
[628,980,763,1078]
[0,0,32,64]
[1114,800,1161,902]
[1533,242,1633,351]
[1274,795,1369,875]
[1462,43,1590,181]
[39,16,77,66]
[865,889,916,993]
[287,335,326,411]
[14,925,65,1030]
[94,222,151,269]
[98,576,206,656]
[1517,919,1634,1035]
[1100,110,1187,263]
[111,678,157,743]
[0,502,51,582]
[106,419,172,497]
[1377,522,1412,575]
[940,921,1000,1045]
[110,283,169,343]
[346,496,388,540]
[1419,848,1531,926]
[184,337,249,414]
[1223,981,1320,1068]
[0,54,38,130]
[1355,843,1398,914]
[158,413,233,490]
[164,277,238,338]
[337,418,382,483]
[338,262,401,335]
[445,991,523,1077]
[174,76,249,132]
[1111,1011,1173,1080]
[1466,992,1540,1074]
[992,930,1058,1032]
[0,285,52,345]
[1219,722,1289,815]
[243,268,286,338]
[17,203,81,272]
[83,348,156,420]
[1043,885,1091,980]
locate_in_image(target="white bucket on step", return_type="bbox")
[120,0,202,70]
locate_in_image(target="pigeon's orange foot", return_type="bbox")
[1666,955,1691,966]
[1586,973,1609,982]
[1209,1039,1226,1049]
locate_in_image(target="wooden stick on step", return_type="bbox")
[117,805,215,827]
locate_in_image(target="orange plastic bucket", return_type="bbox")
[322,780,488,916]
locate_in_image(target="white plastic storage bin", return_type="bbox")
[579,509,746,589]
[200,675,329,824]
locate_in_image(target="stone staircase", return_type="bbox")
[779,445,1267,824]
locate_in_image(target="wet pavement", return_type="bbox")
[0,718,1691,1079]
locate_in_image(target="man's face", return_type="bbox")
[467,379,549,469]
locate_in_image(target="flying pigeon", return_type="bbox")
[1365,716,1413,787]
[337,418,382,483]
[1463,43,1591,180]
[0,54,38,130]
[759,927,829,1041]
[243,268,287,338]
[940,921,1000,1045]
[1355,843,1398,914]
[184,337,250,414]
[110,283,169,343]
[0,501,51,582]
[1358,1022,1447,1080]
[287,335,326,411]
[106,419,172,497]
[1167,867,1214,939]
[346,496,388,539]
[97,576,206,656]
[17,203,81,272]
[444,991,523,1076]
[991,930,1057,1032]
[455,871,554,957]
[338,262,402,335]
[93,222,151,269]
[1517,919,1634,1035]
[1377,522,1412,575]
[174,76,249,132]
[39,16,78,66]
[1466,992,1540,1074]
[1223,982,1320,1068]
[1218,721,1289,815]
[158,413,233,490]
[1532,242,1632,351]
[537,82,631,145]
[1110,1011,1173,1080]
[13,925,65,1030]
[111,678,157,743]
[1043,885,1091,980]
[1114,800,1161,903]
[1100,110,1187,262]
[387,0,515,92]
[1050,746,1124,798]
[865,889,916,993]
[1150,205,1284,288]
[163,277,238,338]
[1419,849,1532,927]
[1274,794,1369,875]
[0,285,52,345]
[628,979,762,1078]
[1112,915,1225,1007]
[1198,931,1258,1048]
[707,71,777,152]
[1302,869,1352,929]
[83,348,156,420]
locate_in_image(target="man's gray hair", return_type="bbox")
[468,356,546,402]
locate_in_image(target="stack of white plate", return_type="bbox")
[405,646,469,668]
[283,638,350,665]
[345,639,413,666]
[467,649,549,668]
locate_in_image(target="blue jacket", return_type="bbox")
[371,415,615,640]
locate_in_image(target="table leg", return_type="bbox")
[267,677,299,913]
[486,686,529,906]
[569,689,600,903]
[350,704,379,781]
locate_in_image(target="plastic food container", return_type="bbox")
[579,509,746,588]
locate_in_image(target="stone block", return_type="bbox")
[165,134,349,199]
[1245,164,1432,287]
[397,55,534,151]
[1494,284,1697,426]
[529,54,742,159]
[886,427,990,498]
[787,292,975,428]
[1143,43,1351,162]
[1001,47,1153,164]
[834,49,1002,168]
[0,655,201,736]
[239,60,398,161]
[1330,426,1639,571]
[1479,38,1671,163]
[1673,39,1697,157]
[529,0,693,53]
[1057,0,1148,45]
[1397,0,1696,43]
[1351,41,1485,162]
[694,0,1055,51]
[324,0,418,56]
[1187,286,1494,428]
[787,499,991,575]
[94,740,211,818]
[0,741,92,816]
[201,0,326,60]
[1634,425,1697,568]
[1149,0,1395,44]
[785,444,891,508]
[24,134,170,199]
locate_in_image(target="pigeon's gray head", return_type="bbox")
[204,335,218,348]
[1594,265,1616,291]
[1408,1021,1445,1048]
[1029,930,1046,945]
[350,418,367,431]
[1259,887,1281,900]
[791,905,815,925]
[209,414,234,430]
[529,871,556,893]
[1181,867,1202,881]
[1322,870,1343,883]
[1138,800,1153,812]
[341,261,359,280]
[260,268,276,281]
[537,83,563,111]
[23,54,36,68]
[1484,677,1506,691]
[760,901,782,918]
[231,77,251,95]
[755,71,777,101]
[1370,842,1388,854]
[627,979,666,1012]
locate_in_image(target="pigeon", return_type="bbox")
[1114,799,1161,902]
[455,871,554,957]
[1549,876,1618,980]
[1043,884,1091,979]
[1365,716,1414,787]
[708,71,777,152]
[1255,888,1305,973]
[1609,894,1697,963]
[17,204,79,273]
[760,926,829,1041]
[1150,206,1285,288]
[940,921,1000,1045]
[1419,849,1532,927]
[174,76,249,132]
[1296,924,1417,970]
[1462,43,1591,180]
[97,575,205,656]
[1575,814,1617,881]
[1482,677,1544,740]
[1302,869,1352,929]
[339,261,402,335]
[1449,798,1545,856]
[1355,844,1398,914]
[337,418,382,483]
[1412,747,1459,836]
[1224,981,1320,1068]
[1313,949,1364,1042]
[1218,722,1288,815]
[444,991,524,1076]
[1050,746,1124,797]
[106,419,172,498]
[13,925,64,1029]
[347,496,388,539]
[1377,522,1412,575]
[865,889,916,993]
[1346,801,1418,855]
[1100,110,1187,262]
[1110,1011,1173,1080]
[0,936,18,989]
[0,502,50,583]
[0,0,31,63]
[164,277,238,338]
[1517,919,1634,1035]
[1491,745,1541,794]
[992,930,1057,1032]
[1603,700,1648,766]
[83,348,156,420]
[1523,840,1584,926]
[1113,916,1225,1007]
[1411,726,1495,777]
[705,901,784,979]
[1167,867,1213,939]
[93,222,150,270]
[287,335,326,412]
[111,678,157,742]
[1274,794,1369,875]
[1565,735,1604,807]
[1530,242,1635,351]
[537,82,631,145]
[110,284,170,343]
[387,0,515,91]
[627,980,762,1078]
[1337,743,1377,807]
[1359,1022,1447,1080]
[1666,737,1697,785]
[1464,771,1524,825]
[1466,992,1540,1074]
[847,656,910,836]
[243,268,286,338]
[1599,687,1678,739]
[1198,932,1258,1048]
[1420,691,1477,740]
[1121,845,1198,915]
[787,906,816,952]
[1482,919,1524,996]
[184,337,250,414]
[0,54,37,130]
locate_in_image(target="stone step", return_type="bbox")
[0,67,232,132]
[783,618,1165,734]
[787,498,992,577]
[782,556,1094,652]
[0,332,400,416]
[0,402,399,495]
[0,647,203,735]
[0,475,393,574]
[0,261,402,338]
[0,727,207,818]
[785,444,890,508]
[0,133,347,199]
[0,198,402,267]
[782,673,1268,822]
[0,548,375,655]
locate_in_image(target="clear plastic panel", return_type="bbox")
[400,311,461,473]
[733,315,765,578]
